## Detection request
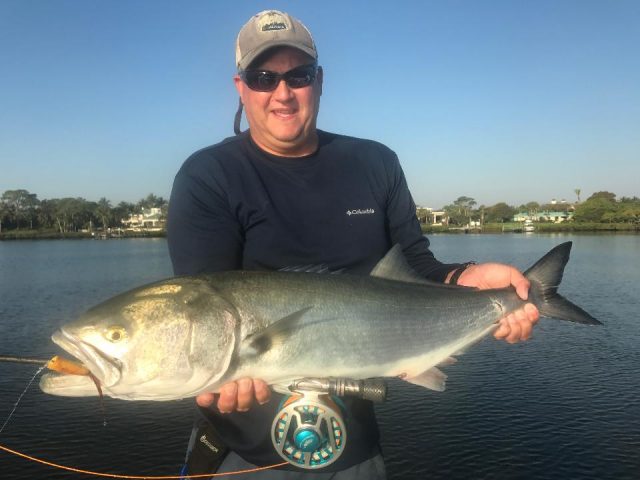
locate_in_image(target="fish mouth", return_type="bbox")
[49,328,122,388]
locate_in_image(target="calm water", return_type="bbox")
[0,235,638,479]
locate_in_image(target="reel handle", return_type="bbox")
[358,378,387,403]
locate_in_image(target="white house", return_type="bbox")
[122,207,165,231]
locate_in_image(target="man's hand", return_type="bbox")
[196,378,271,413]
[451,262,540,343]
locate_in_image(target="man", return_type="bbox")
[167,10,539,479]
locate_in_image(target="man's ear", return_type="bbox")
[233,75,244,99]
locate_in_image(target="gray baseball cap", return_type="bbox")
[235,10,318,71]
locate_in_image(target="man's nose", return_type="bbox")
[272,78,295,101]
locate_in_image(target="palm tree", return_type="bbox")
[574,188,581,203]
[95,197,112,231]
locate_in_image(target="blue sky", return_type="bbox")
[1,0,638,209]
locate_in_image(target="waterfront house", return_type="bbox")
[416,206,449,225]
[122,207,165,232]
[513,210,574,223]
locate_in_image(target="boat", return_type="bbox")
[523,219,535,233]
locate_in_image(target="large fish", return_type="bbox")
[39,242,600,400]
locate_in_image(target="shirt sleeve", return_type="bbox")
[383,153,460,282]
[167,156,243,276]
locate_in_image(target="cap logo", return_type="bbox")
[256,11,291,33]
[262,21,287,32]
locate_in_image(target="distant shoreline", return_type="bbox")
[1,222,638,241]
[422,222,639,234]
[0,230,166,240]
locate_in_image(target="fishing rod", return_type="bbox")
[0,355,89,376]
[0,356,51,366]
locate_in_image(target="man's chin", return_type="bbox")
[269,125,304,141]
[258,130,316,156]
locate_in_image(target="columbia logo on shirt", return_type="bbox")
[346,208,375,216]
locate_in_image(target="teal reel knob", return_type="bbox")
[294,427,321,452]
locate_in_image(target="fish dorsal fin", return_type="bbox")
[371,245,475,289]
[370,245,431,285]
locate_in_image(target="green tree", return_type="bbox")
[94,197,112,231]
[485,202,516,223]
[525,202,540,215]
[587,191,616,202]
[137,193,167,211]
[54,198,94,232]
[0,201,9,233]
[37,199,58,230]
[444,196,476,225]
[573,195,618,222]
[1,189,39,229]
[113,201,136,227]
[617,197,640,223]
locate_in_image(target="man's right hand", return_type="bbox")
[196,378,271,413]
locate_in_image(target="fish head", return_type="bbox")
[40,277,238,400]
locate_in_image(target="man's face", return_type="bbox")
[234,47,323,157]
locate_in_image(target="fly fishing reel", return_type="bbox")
[271,377,386,469]
[271,391,346,468]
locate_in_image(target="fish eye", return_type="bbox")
[105,326,127,343]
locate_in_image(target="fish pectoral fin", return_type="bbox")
[240,306,315,357]
[404,367,448,392]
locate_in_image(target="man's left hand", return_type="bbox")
[452,263,540,343]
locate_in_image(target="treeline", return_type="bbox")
[0,189,168,233]
[439,191,640,225]
[3,188,638,234]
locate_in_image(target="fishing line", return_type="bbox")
[0,357,288,476]
[0,443,288,478]
[0,366,45,434]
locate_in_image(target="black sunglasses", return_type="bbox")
[240,63,319,92]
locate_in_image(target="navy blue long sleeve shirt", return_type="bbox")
[167,130,458,470]
[168,130,455,280]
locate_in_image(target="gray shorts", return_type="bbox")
[212,450,387,480]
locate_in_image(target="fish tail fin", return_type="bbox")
[525,242,602,325]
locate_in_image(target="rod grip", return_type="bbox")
[360,378,387,403]
[288,377,388,403]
